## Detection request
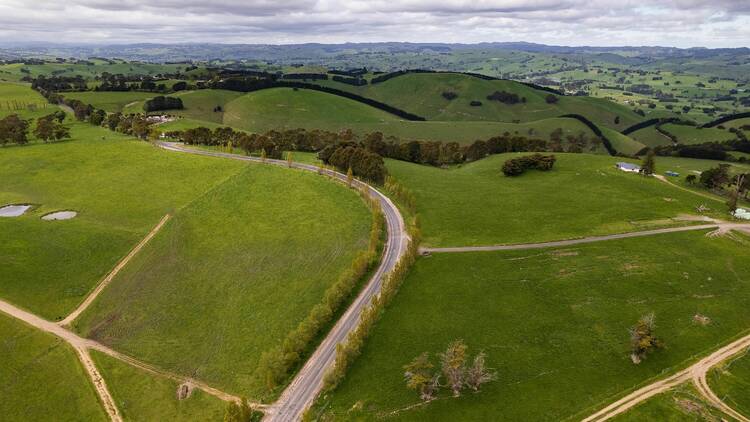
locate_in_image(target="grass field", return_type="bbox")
[123,89,244,123]
[91,350,226,421]
[661,124,736,145]
[0,314,107,421]
[161,92,601,144]
[319,72,643,130]
[0,82,55,118]
[707,350,750,417]
[601,127,646,156]
[629,126,675,148]
[0,123,244,319]
[64,91,159,113]
[386,153,723,247]
[73,163,372,399]
[317,230,750,421]
[611,383,726,421]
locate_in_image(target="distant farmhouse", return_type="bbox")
[616,162,641,173]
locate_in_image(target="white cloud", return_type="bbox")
[0,0,748,47]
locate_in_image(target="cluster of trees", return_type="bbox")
[329,68,367,77]
[629,313,663,364]
[319,143,387,184]
[442,91,458,100]
[653,140,750,162]
[691,164,749,207]
[404,340,496,401]
[0,111,70,146]
[143,96,184,112]
[33,112,70,143]
[545,94,559,104]
[0,114,31,146]
[31,75,88,92]
[501,154,556,176]
[486,90,525,104]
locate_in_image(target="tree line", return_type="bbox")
[501,154,556,176]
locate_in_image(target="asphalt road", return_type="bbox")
[157,142,409,421]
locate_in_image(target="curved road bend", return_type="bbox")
[157,142,409,421]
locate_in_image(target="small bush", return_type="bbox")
[442,91,458,100]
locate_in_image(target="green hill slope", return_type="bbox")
[319,72,642,130]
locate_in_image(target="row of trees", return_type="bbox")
[404,340,496,401]
[501,154,556,176]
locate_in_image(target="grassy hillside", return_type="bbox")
[0,82,54,118]
[73,163,372,398]
[319,72,642,130]
[628,126,674,148]
[661,124,736,145]
[387,153,722,247]
[91,351,226,421]
[601,127,646,156]
[0,314,107,421]
[0,123,244,319]
[64,91,159,113]
[223,87,398,132]
[317,231,750,421]
[0,62,185,83]
[123,89,244,123]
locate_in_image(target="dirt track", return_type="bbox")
[60,214,170,326]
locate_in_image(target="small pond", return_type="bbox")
[0,205,32,217]
[41,211,78,221]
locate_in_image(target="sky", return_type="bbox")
[0,0,749,48]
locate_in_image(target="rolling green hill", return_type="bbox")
[123,89,244,123]
[318,72,643,130]
[386,153,720,247]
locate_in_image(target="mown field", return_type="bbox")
[73,162,373,398]
[316,230,750,421]
[0,314,107,421]
[91,351,226,421]
[319,72,643,130]
[707,350,750,417]
[386,153,722,247]
[0,123,244,319]
[629,126,675,148]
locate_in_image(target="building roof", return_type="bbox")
[616,162,641,170]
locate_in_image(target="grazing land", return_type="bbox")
[611,383,727,421]
[315,230,750,421]
[90,350,226,421]
[63,91,160,113]
[387,153,720,247]
[72,163,372,398]
[319,72,642,130]
[123,89,244,123]
[0,123,244,319]
[707,350,750,417]
[0,314,107,421]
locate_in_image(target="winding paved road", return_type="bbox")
[156,142,409,421]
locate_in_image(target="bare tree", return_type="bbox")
[465,352,496,391]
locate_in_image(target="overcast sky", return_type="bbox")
[0,0,748,48]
